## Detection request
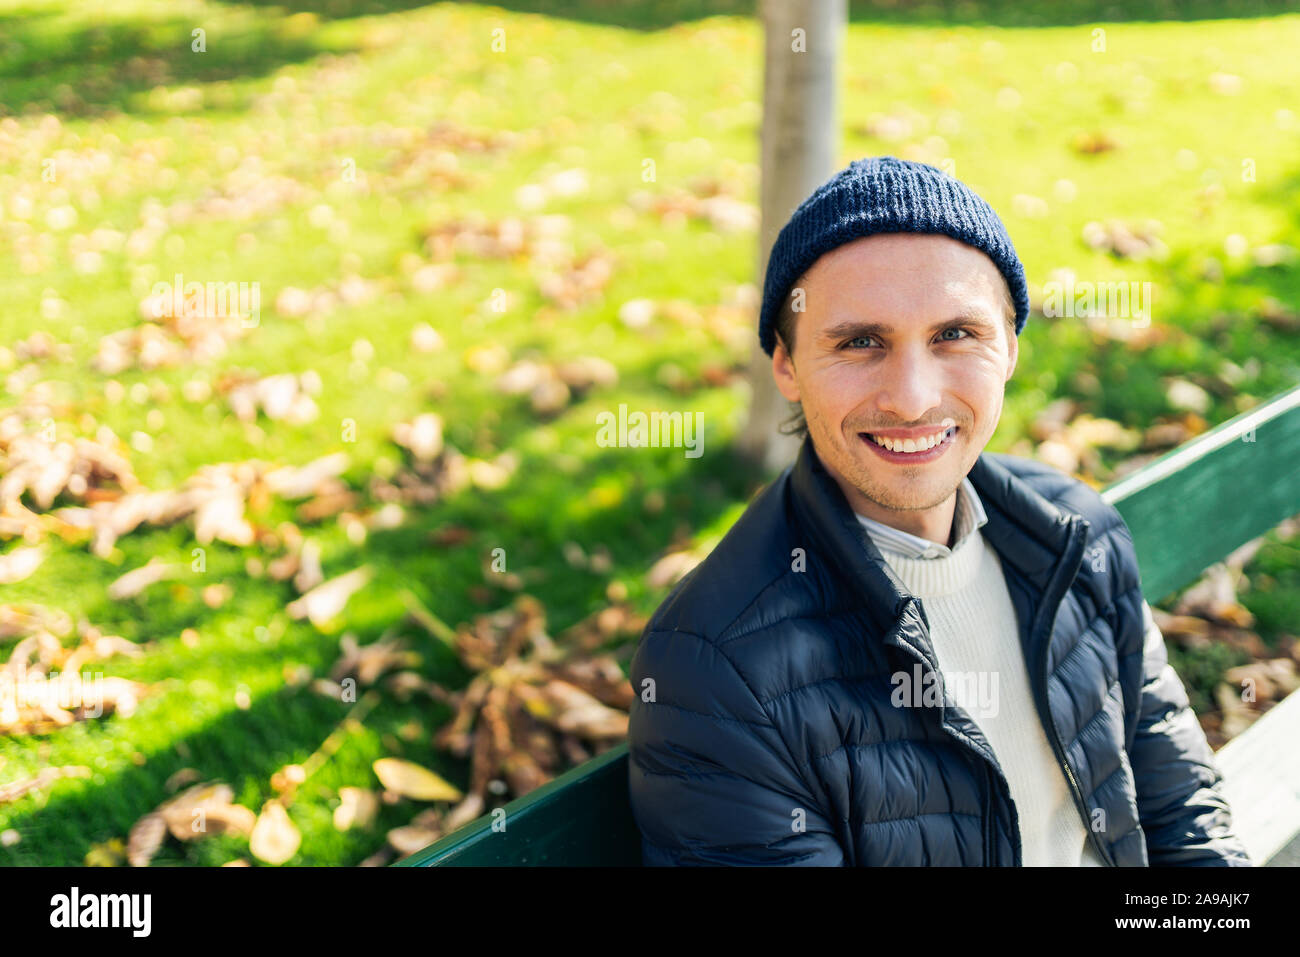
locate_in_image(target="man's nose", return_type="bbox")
[874,346,944,424]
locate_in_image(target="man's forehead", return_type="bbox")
[802,235,1004,306]
[809,231,1004,277]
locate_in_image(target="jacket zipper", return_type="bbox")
[899,603,1012,866]
[983,764,994,864]
[1029,517,1114,867]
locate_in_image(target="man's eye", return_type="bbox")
[840,328,972,349]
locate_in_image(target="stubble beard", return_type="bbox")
[806,400,963,514]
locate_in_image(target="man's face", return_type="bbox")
[772,232,1018,525]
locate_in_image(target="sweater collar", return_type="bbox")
[854,476,988,560]
[787,434,1085,636]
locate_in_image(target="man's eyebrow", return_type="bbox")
[816,314,998,341]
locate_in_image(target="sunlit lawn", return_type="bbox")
[2,0,1299,865]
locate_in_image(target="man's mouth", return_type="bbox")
[859,425,958,462]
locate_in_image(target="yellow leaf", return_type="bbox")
[85,837,127,867]
[250,800,300,865]
[372,758,463,802]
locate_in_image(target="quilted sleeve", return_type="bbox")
[1128,599,1253,866]
[627,628,845,865]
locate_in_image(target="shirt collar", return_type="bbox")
[852,476,988,560]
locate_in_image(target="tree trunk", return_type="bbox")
[736,0,845,475]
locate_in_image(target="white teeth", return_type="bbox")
[868,427,953,453]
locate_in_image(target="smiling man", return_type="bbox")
[627,156,1251,866]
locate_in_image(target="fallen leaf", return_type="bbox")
[0,765,91,803]
[646,548,704,589]
[85,837,127,867]
[126,812,167,867]
[0,545,46,584]
[249,800,301,865]
[107,558,183,599]
[286,566,372,626]
[331,632,421,686]
[537,679,628,739]
[333,786,380,831]
[372,757,463,802]
[159,782,249,840]
[386,807,443,855]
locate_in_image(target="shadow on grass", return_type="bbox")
[0,11,338,118]
[471,0,1300,30]
[8,0,1297,119]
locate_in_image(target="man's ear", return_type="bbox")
[772,338,801,403]
[1004,326,1019,382]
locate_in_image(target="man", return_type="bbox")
[627,156,1251,866]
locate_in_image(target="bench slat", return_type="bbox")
[1102,384,1300,603]
[1215,688,1300,864]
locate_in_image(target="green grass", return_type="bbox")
[2,0,1299,865]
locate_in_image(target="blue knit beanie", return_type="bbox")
[758,156,1029,357]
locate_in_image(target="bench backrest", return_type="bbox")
[396,384,1300,866]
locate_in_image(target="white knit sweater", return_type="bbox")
[856,485,1106,867]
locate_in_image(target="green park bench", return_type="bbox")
[394,383,1300,866]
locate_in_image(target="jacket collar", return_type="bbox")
[787,434,1086,638]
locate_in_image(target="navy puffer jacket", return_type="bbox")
[627,437,1251,866]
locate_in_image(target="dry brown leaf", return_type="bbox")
[1224,659,1300,704]
[391,413,444,463]
[164,767,202,793]
[441,792,486,833]
[296,489,361,523]
[1081,218,1166,259]
[1150,609,1212,649]
[226,373,319,424]
[358,846,395,867]
[261,453,350,500]
[192,484,254,546]
[310,677,343,699]
[502,747,550,797]
[556,655,635,710]
[159,782,230,838]
[646,549,704,589]
[386,807,443,855]
[0,545,46,584]
[334,786,380,831]
[126,811,167,867]
[107,558,183,599]
[269,763,307,799]
[0,603,73,640]
[0,668,151,735]
[553,356,618,392]
[249,800,301,864]
[265,547,301,583]
[1174,563,1254,627]
[0,432,139,514]
[1214,682,1259,740]
[537,679,629,740]
[422,594,637,807]
[0,764,91,803]
[292,538,324,593]
[330,632,421,687]
[286,565,372,626]
[372,757,463,802]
